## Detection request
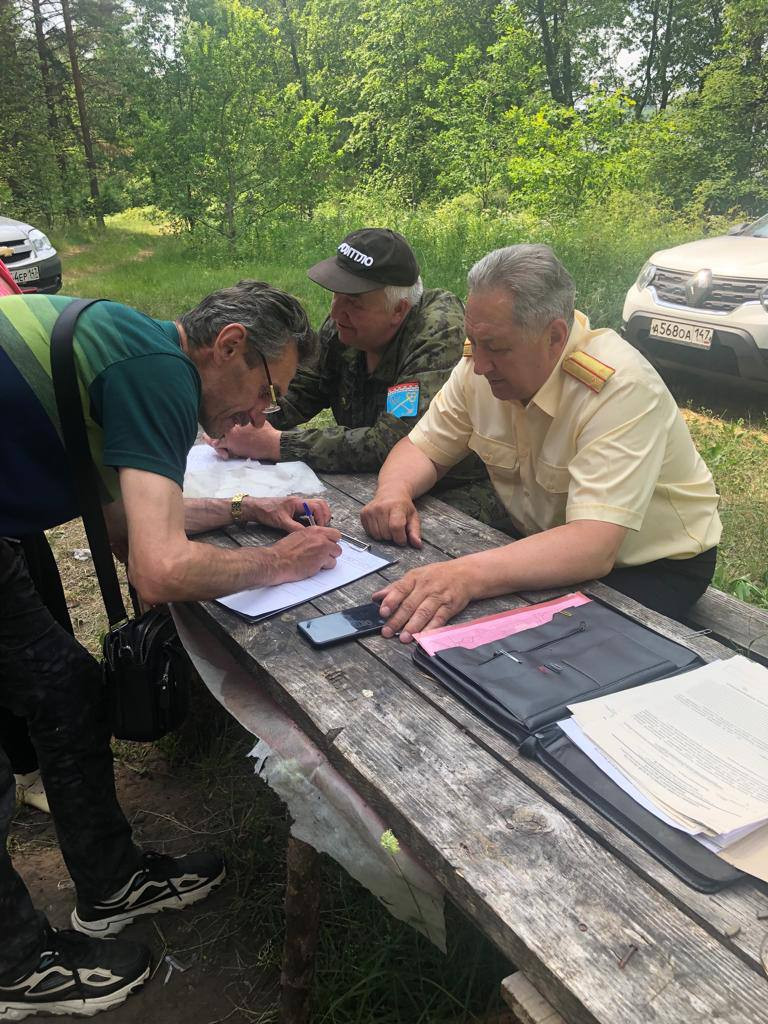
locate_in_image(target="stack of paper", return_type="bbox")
[564,655,768,882]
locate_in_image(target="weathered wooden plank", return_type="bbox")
[215,494,768,967]
[279,836,322,1024]
[501,972,568,1024]
[285,583,768,968]
[186,594,768,1024]
[686,587,768,664]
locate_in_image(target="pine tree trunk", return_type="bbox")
[31,0,70,220]
[60,0,104,227]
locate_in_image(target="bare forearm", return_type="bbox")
[377,437,445,498]
[458,523,621,601]
[131,538,283,604]
[182,497,268,534]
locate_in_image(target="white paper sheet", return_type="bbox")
[217,540,393,620]
[568,655,768,836]
[557,718,768,851]
[183,443,326,499]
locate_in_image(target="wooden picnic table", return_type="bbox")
[187,472,768,1024]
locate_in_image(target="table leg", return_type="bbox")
[279,835,322,1024]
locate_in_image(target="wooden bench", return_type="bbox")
[686,585,768,665]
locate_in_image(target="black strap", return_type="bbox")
[50,298,128,628]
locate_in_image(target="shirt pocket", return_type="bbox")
[535,458,571,494]
[468,433,520,477]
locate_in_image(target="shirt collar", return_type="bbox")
[530,310,590,417]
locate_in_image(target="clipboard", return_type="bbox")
[297,515,371,552]
[216,538,396,623]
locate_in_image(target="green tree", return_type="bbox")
[0,0,64,222]
[138,0,336,241]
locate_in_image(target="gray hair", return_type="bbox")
[383,276,423,312]
[179,280,316,368]
[467,244,575,333]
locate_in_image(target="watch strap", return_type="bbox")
[230,492,247,523]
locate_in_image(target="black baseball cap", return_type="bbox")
[307,228,420,294]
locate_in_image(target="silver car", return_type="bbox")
[622,214,768,388]
[0,216,62,293]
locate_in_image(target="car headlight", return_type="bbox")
[761,286,768,313]
[636,262,657,290]
[27,229,55,256]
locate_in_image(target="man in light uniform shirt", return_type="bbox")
[361,243,721,642]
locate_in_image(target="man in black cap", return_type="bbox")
[207,228,504,522]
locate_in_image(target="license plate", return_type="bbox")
[10,265,40,285]
[649,317,712,349]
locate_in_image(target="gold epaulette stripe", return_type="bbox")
[463,339,473,357]
[562,351,615,393]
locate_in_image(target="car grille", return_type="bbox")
[653,267,765,312]
[0,236,33,266]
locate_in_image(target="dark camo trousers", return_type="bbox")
[434,478,519,535]
[0,538,139,978]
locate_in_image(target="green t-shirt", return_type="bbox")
[0,294,200,535]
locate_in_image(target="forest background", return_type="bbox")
[4,4,768,1018]
[3,0,767,260]
[3,0,768,604]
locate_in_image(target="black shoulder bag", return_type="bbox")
[50,298,192,741]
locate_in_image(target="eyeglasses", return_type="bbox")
[258,351,281,414]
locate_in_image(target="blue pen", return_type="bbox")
[302,501,316,526]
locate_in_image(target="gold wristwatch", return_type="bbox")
[230,492,248,524]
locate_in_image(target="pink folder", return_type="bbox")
[413,592,592,656]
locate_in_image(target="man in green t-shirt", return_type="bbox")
[0,281,341,1019]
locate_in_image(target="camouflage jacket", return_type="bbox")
[270,288,485,484]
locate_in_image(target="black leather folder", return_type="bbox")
[412,599,744,892]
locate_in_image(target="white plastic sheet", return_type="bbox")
[170,604,446,950]
[183,443,326,499]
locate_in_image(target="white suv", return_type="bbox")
[0,216,61,293]
[622,214,768,387]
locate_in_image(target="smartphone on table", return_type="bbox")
[296,602,387,648]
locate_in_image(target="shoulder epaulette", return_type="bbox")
[562,351,615,393]
[463,339,473,358]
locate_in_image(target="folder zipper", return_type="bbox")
[485,621,588,663]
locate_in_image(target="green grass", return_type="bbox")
[50,208,333,327]
[52,195,715,334]
[682,411,768,605]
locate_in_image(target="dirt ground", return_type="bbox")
[12,746,279,1024]
[5,520,277,1021]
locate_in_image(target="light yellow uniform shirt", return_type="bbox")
[409,311,722,568]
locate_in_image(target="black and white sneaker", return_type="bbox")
[0,927,150,1020]
[71,850,226,938]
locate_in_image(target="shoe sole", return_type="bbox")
[0,963,149,1020]
[70,865,227,937]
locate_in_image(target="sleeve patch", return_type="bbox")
[386,381,420,417]
[562,351,615,392]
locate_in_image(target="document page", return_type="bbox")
[569,656,768,836]
[558,717,767,849]
[217,540,393,621]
